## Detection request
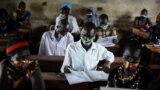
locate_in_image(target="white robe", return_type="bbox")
[55,15,80,33]
[38,30,74,56]
[61,40,114,73]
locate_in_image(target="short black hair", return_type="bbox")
[19,1,26,6]
[83,22,96,30]
[124,38,143,57]
[86,8,92,13]
[99,14,108,20]
[141,8,148,15]
[18,1,26,8]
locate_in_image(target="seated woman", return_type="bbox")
[38,16,74,56]
[108,38,154,89]
[132,8,152,39]
[0,37,45,90]
[95,14,118,48]
[0,8,18,37]
[12,1,31,28]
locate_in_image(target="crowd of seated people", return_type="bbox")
[0,1,31,40]
[1,1,160,90]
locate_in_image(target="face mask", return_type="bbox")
[56,18,68,35]
[81,36,95,46]
[140,15,148,18]
[11,49,30,62]
[101,24,109,30]
[123,49,141,64]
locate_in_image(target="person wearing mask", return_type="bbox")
[13,1,31,28]
[132,8,152,39]
[98,14,117,37]
[84,7,99,27]
[96,14,118,47]
[61,22,114,73]
[108,38,154,89]
[38,15,74,56]
[0,37,45,90]
[0,8,18,37]
[54,2,80,34]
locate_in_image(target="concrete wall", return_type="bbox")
[1,0,159,30]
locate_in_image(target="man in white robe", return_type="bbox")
[55,2,80,34]
[38,16,74,56]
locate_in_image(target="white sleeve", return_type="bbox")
[71,17,80,33]
[60,44,72,73]
[38,33,46,55]
[54,16,60,30]
[69,33,74,43]
[102,48,114,64]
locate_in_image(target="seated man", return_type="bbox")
[84,7,99,27]
[0,8,18,37]
[54,2,79,34]
[132,8,152,39]
[96,14,118,47]
[61,22,114,73]
[0,37,45,90]
[108,38,154,89]
[38,16,74,56]
[98,14,117,37]
[12,1,31,28]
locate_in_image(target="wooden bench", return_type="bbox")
[29,55,64,72]
[18,28,30,39]
[29,55,124,72]
[106,45,120,54]
[42,72,107,90]
[29,55,160,90]
[29,55,160,78]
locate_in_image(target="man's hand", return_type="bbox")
[97,60,110,73]
[64,66,72,73]
[64,66,77,73]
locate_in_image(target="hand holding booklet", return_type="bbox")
[65,69,109,85]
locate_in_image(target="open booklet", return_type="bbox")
[65,69,109,85]
[96,36,117,47]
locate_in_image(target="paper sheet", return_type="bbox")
[96,36,117,47]
[65,70,108,85]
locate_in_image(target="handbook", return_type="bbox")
[65,69,108,85]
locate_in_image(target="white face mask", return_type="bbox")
[101,24,109,30]
[11,49,30,62]
[81,28,95,46]
[140,15,148,18]
[81,36,95,46]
